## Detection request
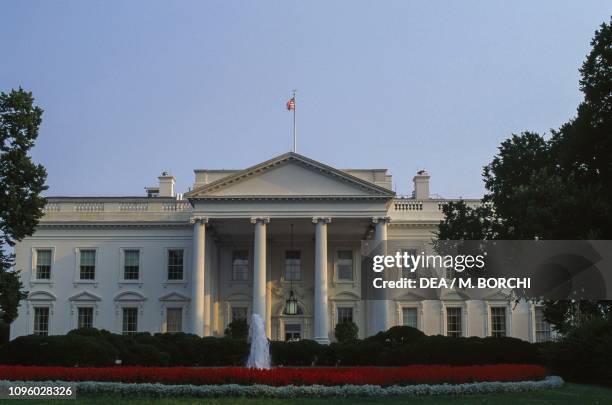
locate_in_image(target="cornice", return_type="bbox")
[37,221,191,229]
[189,195,391,202]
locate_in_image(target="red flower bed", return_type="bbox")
[0,364,546,386]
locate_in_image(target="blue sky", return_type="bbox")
[1,1,610,198]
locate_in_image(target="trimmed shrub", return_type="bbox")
[224,319,249,340]
[335,321,358,343]
[543,318,612,385]
[270,340,321,366]
[366,326,425,347]
[0,327,543,367]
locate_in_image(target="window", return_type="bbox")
[122,307,138,335]
[79,249,96,280]
[167,249,184,280]
[336,250,354,281]
[166,308,183,333]
[535,308,552,342]
[123,250,140,280]
[77,307,93,329]
[231,306,248,322]
[446,307,462,337]
[445,267,455,280]
[285,250,301,281]
[35,249,52,280]
[337,307,353,324]
[490,307,506,337]
[401,249,417,279]
[33,307,49,336]
[402,307,418,328]
[232,250,249,281]
[285,324,301,341]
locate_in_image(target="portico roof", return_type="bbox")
[184,152,395,201]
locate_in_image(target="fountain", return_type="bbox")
[246,313,271,369]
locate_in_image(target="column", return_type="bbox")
[313,217,331,344]
[371,216,391,334]
[251,217,269,320]
[190,216,208,337]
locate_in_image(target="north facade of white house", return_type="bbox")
[10,152,553,343]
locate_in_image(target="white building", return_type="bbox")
[10,152,552,343]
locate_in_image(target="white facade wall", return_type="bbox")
[10,152,540,343]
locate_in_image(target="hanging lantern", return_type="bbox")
[285,289,298,315]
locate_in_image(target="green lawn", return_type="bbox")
[4,384,612,405]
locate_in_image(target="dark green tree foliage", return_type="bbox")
[0,88,47,323]
[224,319,249,340]
[334,320,358,343]
[436,18,612,332]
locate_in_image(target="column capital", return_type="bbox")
[250,217,270,224]
[190,216,209,225]
[312,217,332,224]
[371,216,391,224]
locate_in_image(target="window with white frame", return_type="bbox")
[535,307,552,342]
[285,323,301,341]
[337,307,353,325]
[490,307,507,337]
[33,307,50,336]
[336,250,354,281]
[231,306,248,322]
[402,307,418,328]
[401,249,417,279]
[167,249,184,280]
[123,250,140,280]
[35,249,52,280]
[79,249,96,280]
[166,308,183,333]
[285,250,301,281]
[232,250,249,281]
[77,307,94,329]
[122,307,138,335]
[446,307,462,337]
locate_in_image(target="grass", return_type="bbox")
[3,384,612,404]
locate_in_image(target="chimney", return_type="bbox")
[413,169,430,200]
[158,172,176,197]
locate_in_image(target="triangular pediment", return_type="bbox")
[185,152,394,199]
[69,291,101,302]
[483,291,511,301]
[159,292,190,302]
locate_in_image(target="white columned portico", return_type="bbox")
[251,217,269,321]
[190,216,208,337]
[371,216,391,334]
[313,217,331,344]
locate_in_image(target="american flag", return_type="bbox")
[286,97,295,111]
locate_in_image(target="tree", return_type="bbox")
[436,18,612,333]
[0,88,47,323]
[224,319,249,340]
[334,320,358,343]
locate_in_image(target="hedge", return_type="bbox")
[0,377,565,397]
[0,326,543,367]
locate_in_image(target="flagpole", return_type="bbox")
[292,89,297,153]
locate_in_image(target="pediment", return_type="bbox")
[483,290,511,301]
[114,290,147,302]
[159,292,190,302]
[185,152,394,200]
[396,291,426,301]
[330,291,361,300]
[27,291,57,301]
[440,290,471,301]
[69,291,102,302]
